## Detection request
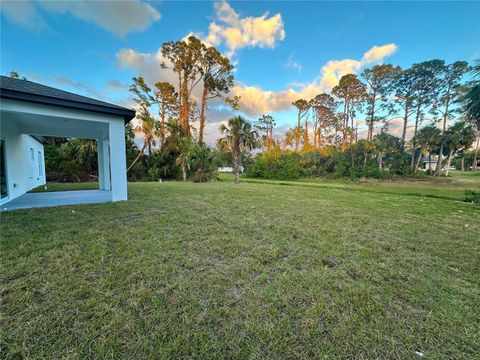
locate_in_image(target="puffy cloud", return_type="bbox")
[117,49,150,68]
[362,43,398,64]
[203,1,286,57]
[2,0,160,36]
[232,43,398,116]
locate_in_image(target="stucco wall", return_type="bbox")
[1,119,46,205]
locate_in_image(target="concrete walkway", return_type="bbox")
[1,190,112,211]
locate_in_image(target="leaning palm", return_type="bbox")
[218,116,258,183]
[127,109,158,172]
[175,137,196,181]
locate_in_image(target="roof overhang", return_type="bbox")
[0,89,136,124]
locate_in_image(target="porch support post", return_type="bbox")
[97,139,111,190]
[109,120,128,201]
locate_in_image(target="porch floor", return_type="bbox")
[1,190,112,211]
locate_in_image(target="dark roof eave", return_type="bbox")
[1,89,136,124]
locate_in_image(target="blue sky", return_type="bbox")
[1,1,479,143]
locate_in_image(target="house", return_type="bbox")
[419,156,439,171]
[0,76,135,210]
[218,166,244,173]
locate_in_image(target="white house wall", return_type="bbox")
[1,118,45,204]
[1,98,128,203]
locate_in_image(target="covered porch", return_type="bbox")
[0,76,135,210]
[1,189,112,211]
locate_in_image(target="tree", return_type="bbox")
[392,67,417,149]
[411,124,441,173]
[443,121,476,176]
[153,82,177,146]
[218,116,259,183]
[361,64,398,141]
[461,60,480,171]
[198,46,238,144]
[332,74,366,151]
[258,114,276,150]
[310,93,336,148]
[161,36,204,136]
[292,99,310,150]
[408,60,444,170]
[374,132,401,170]
[127,108,158,172]
[8,71,19,79]
[432,61,470,175]
[175,137,196,181]
[283,128,295,150]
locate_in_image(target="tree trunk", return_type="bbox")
[304,119,309,148]
[160,101,166,147]
[181,70,190,136]
[401,104,409,150]
[414,145,424,173]
[127,143,146,172]
[368,92,376,141]
[444,148,454,176]
[435,97,450,176]
[473,136,479,172]
[233,141,240,184]
[341,100,348,152]
[199,85,208,145]
[181,163,187,182]
[378,152,383,170]
[435,142,444,176]
[461,156,465,172]
[295,111,300,151]
[410,105,421,170]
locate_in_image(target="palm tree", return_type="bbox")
[461,60,480,171]
[412,124,441,173]
[175,137,196,181]
[374,132,400,170]
[218,116,258,183]
[127,109,158,172]
[443,121,476,176]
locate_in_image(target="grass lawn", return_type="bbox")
[29,182,99,192]
[1,179,479,358]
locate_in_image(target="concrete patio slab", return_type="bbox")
[1,190,112,211]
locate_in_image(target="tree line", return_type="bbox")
[266,60,479,178]
[11,36,479,183]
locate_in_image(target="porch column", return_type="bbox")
[97,139,111,190]
[108,120,128,201]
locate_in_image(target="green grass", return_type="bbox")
[29,182,99,192]
[219,172,480,202]
[1,180,479,358]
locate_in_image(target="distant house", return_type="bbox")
[419,156,439,171]
[218,166,244,173]
[0,76,135,210]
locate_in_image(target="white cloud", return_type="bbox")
[117,49,150,68]
[2,0,160,36]
[233,43,398,116]
[115,41,397,142]
[0,0,48,30]
[362,43,398,64]
[203,1,286,57]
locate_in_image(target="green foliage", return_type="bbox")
[246,150,302,180]
[44,139,98,182]
[464,190,480,204]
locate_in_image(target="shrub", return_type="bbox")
[464,190,480,205]
[246,150,302,180]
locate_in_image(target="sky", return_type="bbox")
[1,0,479,145]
